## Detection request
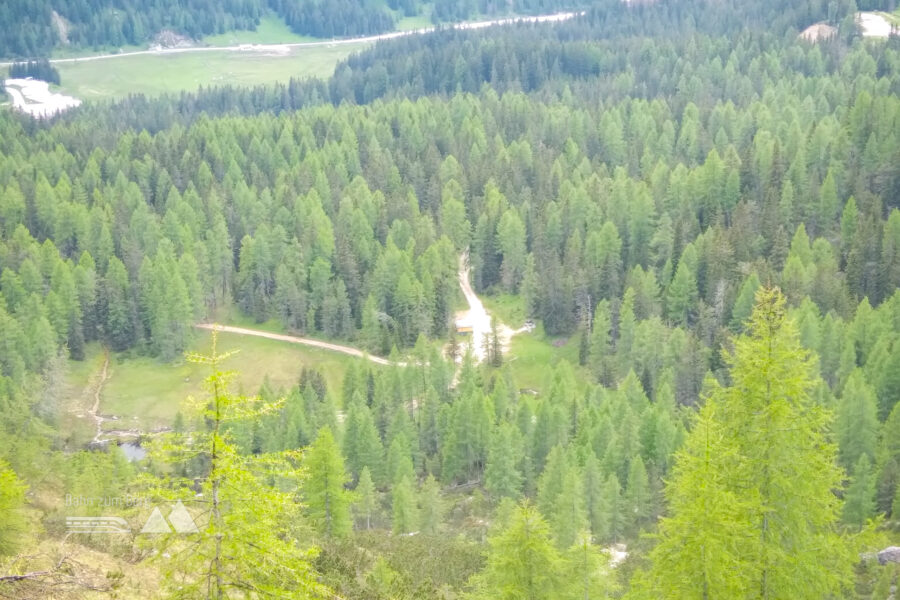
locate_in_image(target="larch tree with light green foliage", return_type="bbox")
[536,445,569,519]
[665,244,698,326]
[624,456,651,535]
[843,453,876,530]
[730,271,761,331]
[392,475,419,534]
[564,531,615,600]
[836,368,879,473]
[551,465,589,549]
[353,466,377,530]
[627,400,759,599]
[600,474,623,543]
[418,474,444,535]
[878,401,900,515]
[144,334,330,599]
[468,501,565,600]
[589,300,613,385]
[304,426,352,539]
[629,288,854,600]
[485,422,523,500]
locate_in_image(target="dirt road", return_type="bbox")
[195,323,395,366]
[455,251,527,363]
[0,12,581,67]
[197,252,527,367]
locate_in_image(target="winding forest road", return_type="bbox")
[194,323,396,366]
[197,252,525,366]
[455,251,528,362]
[0,12,580,67]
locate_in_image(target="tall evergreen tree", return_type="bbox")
[304,426,352,539]
[468,501,564,600]
[630,288,853,599]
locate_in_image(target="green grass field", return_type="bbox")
[64,327,370,436]
[60,291,575,442]
[479,294,591,393]
[203,15,318,45]
[881,10,900,25]
[395,8,433,31]
[55,42,366,100]
[501,324,588,393]
[48,15,312,60]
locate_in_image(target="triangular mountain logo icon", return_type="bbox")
[168,500,199,533]
[140,507,172,533]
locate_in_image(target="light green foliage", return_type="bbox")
[0,460,27,556]
[497,209,527,292]
[304,426,352,539]
[631,288,853,599]
[550,465,588,549]
[468,501,565,600]
[843,453,876,530]
[418,474,444,535]
[837,369,879,472]
[145,336,329,598]
[353,466,378,530]
[878,401,900,516]
[564,532,615,600]
[392,475,419,535]
[666,244,698,326]
[343,397,385,484]
[731,271,761,331]
[624,456,651,534]
[485,422,523,500]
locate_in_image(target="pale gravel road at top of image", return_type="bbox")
[0,12,583,67]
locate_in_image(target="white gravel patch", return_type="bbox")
[4,78,81,118]
[858,12,893,37]
[455,252,528,364]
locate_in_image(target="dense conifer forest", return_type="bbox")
[3,0,900,598]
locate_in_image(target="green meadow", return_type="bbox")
[64,327,368,439]
[55,42,366,100]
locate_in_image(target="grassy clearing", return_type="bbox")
[479,294,591,394]
[55,42,366,100]
[396,9,433,31]
[881,10,900,25]
[480,293,528,327]
[58,343,108,447]
[203,15,318,45]
[501,323,588,393]
[48,15,311,60]
[65,327,369,435]
[50,43,146,60]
